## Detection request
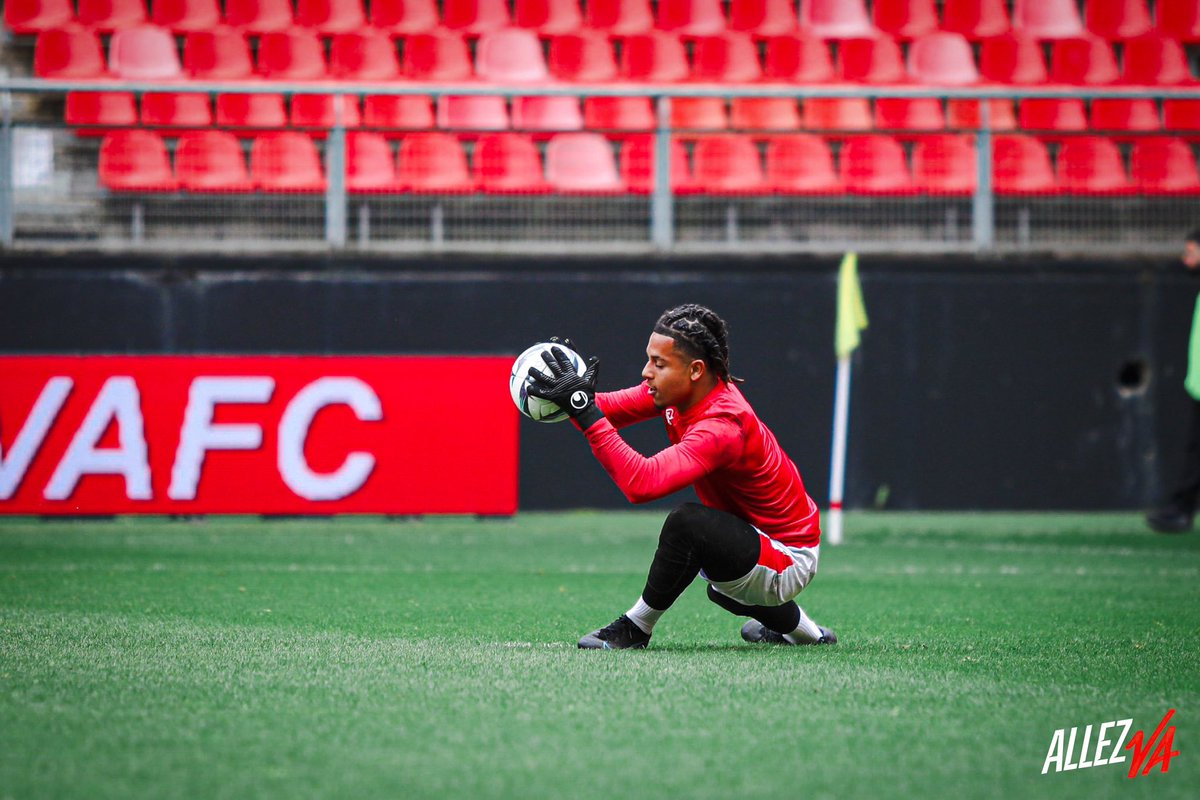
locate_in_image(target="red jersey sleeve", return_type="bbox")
[582,414,744,504]
[595,383,659,430]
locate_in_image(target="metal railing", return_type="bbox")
[2,77,1199,255]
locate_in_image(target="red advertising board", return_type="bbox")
[0,356,518,515]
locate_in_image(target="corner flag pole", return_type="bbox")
[828,252,867,546]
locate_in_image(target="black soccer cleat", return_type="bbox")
[578,614,651,650]
[1146,508,1193,534]
[740,620,837,645]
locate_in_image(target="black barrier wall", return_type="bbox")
[0,253,1194,511]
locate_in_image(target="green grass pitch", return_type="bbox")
[1,512,1197,800]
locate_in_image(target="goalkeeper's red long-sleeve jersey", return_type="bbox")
[586,381,821,548]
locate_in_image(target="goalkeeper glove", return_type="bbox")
[527,345,604,430]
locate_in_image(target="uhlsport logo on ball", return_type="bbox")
[509,343,587,423]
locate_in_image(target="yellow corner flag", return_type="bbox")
[835,252,868,358]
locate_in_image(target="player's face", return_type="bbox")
[1184,240,1200,269]
[642,333,703,410]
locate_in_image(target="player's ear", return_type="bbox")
[688,359,706,383]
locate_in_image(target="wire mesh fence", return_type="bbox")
[3,82,1200,255]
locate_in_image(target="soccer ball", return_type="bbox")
[510,343,587,423]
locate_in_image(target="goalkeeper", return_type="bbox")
[529,304,835,650]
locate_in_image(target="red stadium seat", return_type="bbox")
[762,34,834,82]
[362,95,435,133]
[1158,2,1200,42]
[545,133,625,193]
[1085,0,1151,40]
[37,28,106,79]
[731,98,801,131]
[800,0,873,39]
[77,0,146,31]
[873,0,938,40]
[251,132,327,193]
[141,92,213,129]
[1012,0,1084,39]
[369,0,439,35]
[257,30,327,80]
[346,132,400,193]
[907,32,979,85]
[224,0,293,34]
[839,135,918,194]
[1130,137,1200,194]
[184,27,253,79]
[839,36,907,83]
[5,0,75,35]
[691,33,762,82]
[474,133,550,193]
[586,0,653,36]
[65,91,137,135]
[728,0,797,37]
[584,97,655,131]
[1122,35,1196,85]
[1056,136,1132,194]
[548,33,618,82]
[874,98,946,131]
[656,0,726,37]
[691,135,765,194]
[992,134,1058,194]
[911,134,977,194]
[804,98,873,131]
[438,96,510,130]
[99,130,178,192]
[1049,36,1119,84]
[397,133,475,192]
[294,0,366,35]
[404,31,473,80]
[763,134,842,194]
[1019,99,1088,132]
[291,94,362,131]
[946,99,1017,130]
[620,135,696,193]
[151,0,219,33]
[215,93,288,133]
[1090,99,1160,133]
[512,97,583,131]
[672,98,728,130]
[175,130,255,192]
[515,0,581,35]
[475,28,549,82]
[620,32,691,81]
[1165,100,1200,133]
[109,25,181,80]
[442,0,511,34]
[942,0,1010,39]
[329,31,401,80]
[979,33,1047,84]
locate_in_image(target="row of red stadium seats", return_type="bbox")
[97,129,1200,195]
[62,91,1200,135]
[10,0,1200,42]
[31,24,1200,86]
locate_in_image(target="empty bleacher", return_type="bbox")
[4,0,1200,250]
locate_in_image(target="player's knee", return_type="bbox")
[660,502,706,547]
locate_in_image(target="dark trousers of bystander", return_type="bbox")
[1168,397,1200,514]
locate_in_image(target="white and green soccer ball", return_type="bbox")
[510,343,587,423]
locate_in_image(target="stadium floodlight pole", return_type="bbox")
[828,252,868,546]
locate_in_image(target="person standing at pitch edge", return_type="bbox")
[527,304,836,649]
[1147,231,1200,534]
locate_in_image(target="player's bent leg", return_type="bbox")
[706,585,836,645]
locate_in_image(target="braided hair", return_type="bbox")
[653,304,744,384]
